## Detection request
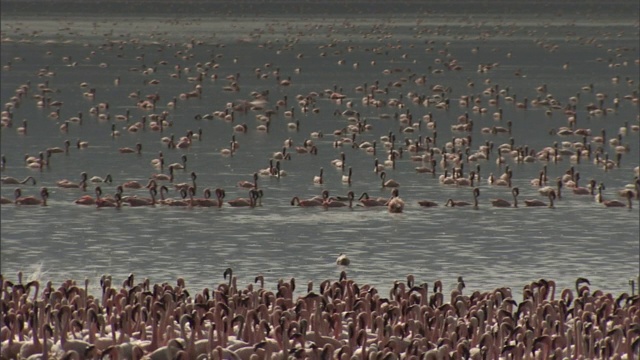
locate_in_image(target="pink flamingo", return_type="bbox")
[446,188,480,207]
[227,189,260,207]
[14,187,48,206]
[237,173,259,189]
[387,188,405,213]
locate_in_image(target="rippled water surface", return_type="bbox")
[1,1,639,299]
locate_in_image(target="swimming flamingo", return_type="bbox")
[237,173,259,189]
[227,189,260,207]
[491,187,519,207]
[336,253,350,266]
[313,168,324,184]
[74,186,103,205]
[272,147,289,160]
[174,172,197,192]
[380,171,399,188]
[524,190,556,208]
[599,185,633,208]
[446,188,480,207]
[158,186,189,206]
[572,178,596,195]
[14,187,48,206]
[290,196,323,207]
[57,172,88,190]
[189,187,225,207]
[168,155,188,170]
[1,176,36,185]
[322,190,353,208]
[331,152,346,169]
[357,192,388,207]
[89,174,113,183]
[151,166,174,182]
[539,180,562,199]
[119,143,142,154]
[96,192,122,208]
[387,188,405,213]
[417,197,439,207]
[125,187,157,207]
[342,167,352,185]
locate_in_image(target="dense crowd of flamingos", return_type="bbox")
[0,11,639,212]
[1,270,638,360]
[1,8,639,359]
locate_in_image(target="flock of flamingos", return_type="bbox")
[1,270,638,360]
[0,15,639,213]
[1,5,639,359]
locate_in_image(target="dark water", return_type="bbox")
[1,1,639,299]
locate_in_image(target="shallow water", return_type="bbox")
[1,1,639,300]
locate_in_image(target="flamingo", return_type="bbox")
[272,147,289,160]
[74,186,103,205]
[274,161,287,177]
[89,174,112,184]
[446,188,480,207]
[331,152,346,169]
[57,172,88,189]
[490,187,519,207]
[119,143,142,154]
[227,189,260,207]
[380,171,399,188]
[258,160,275,177]
[174,172,197,192]
[150,166,174,182]
[387,188,405,213]
[524,190,556,208]
[1,176,36,185]
[336,253,350,266]
[540,179,562,199]
[322,190,353,208]
[14,187,48,205]
[599,184,633,208]
[158,186,189,206]
[342,167,352,184]
[96,192,122,208]
[313,168,324,184]
[47,140,71,154]
[237,173,259,189]
[572,178,596,195]
[417,197,439,207]
[189,187,225,207]
[168,155,188,170]
[357,192,388,207]
[124,187,157,207]
[290,196,323,207]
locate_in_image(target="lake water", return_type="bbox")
[1,1,639,301]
